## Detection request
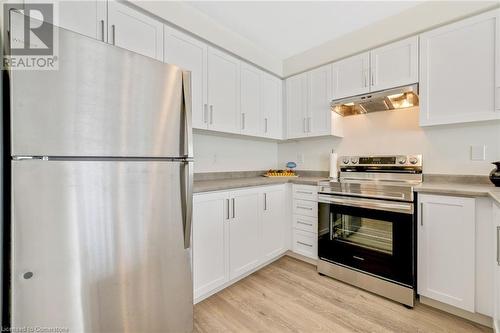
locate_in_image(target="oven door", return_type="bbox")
[318,194,415,286]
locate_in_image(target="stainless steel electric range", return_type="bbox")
[317,154,422,307]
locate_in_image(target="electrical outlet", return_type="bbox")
[470,145,486,161]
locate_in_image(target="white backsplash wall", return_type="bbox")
[278,108,500,175]
[193,131,278,173]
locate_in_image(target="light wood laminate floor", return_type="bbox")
[194,256,491,333]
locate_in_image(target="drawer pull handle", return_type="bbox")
[353,256,365,261]
[297,221,313,227]
[297,206,313,210]
[297,241,313,247]
[296,191,313,195]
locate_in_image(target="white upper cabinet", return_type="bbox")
[332,52,370,100]
[48,0,107,41]
[308,64,335,137]
[419,9,500,126]
[107,0,163,61]
[207,47,240,134]
[164,26,208,129]
[418,194,476,312]
[229,188,262,279]
[240,63,262,136]
[262,186,286,261]
[286,73,308,139]
[370,36,418,92]
[261,73,283,139]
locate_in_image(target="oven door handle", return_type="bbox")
[318,194,413,214]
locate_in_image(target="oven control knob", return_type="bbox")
[350,157,358,164]
[409,156,419,164]
[342,157,350,164]
[397,156,407,164]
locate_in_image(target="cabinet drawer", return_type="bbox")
[292,230,318,259]
[293,215,317,234]
[292,185,318,201]
[293,199,317,217]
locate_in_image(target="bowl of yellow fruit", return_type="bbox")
[263,169,298,178]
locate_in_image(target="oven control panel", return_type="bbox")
[339,154,422,167]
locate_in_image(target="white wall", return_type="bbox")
[132,1,283,76]
[278,109,500,175]
[193,132,278,173]
[283,1,499,76]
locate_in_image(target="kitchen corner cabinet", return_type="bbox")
[418,194,476,312]
[164,26,208,129]
[207,47,241,134]
[107,0,163,61]
[192,185,286,302]
[494,203,500,332]
[286,65,343,139]
[419,9,500,126]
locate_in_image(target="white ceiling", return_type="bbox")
[186,1,422,60]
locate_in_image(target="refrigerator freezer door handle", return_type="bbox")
[182,71,194,159]
[181,161,193,249]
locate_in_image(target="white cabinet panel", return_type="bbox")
[292,184,318,201]
[262,186,286,261]
[107,0,163,61]
[286,73,308,139]
[47,0,106,41]
[192,192,229,299]
[332,52,370,100]
[308,64,333,136]
[418,194,475,312]
[292,230,317,260]
[420,9,500,126]
[229,188,262,279]
[240,63,261,136]
[164,26,208,129]
[494,203,500,332]
[261,73,283,139]
[370,36,418,92]
[293,199,317,218]
[292,215,317,234]
[207,47,240,133]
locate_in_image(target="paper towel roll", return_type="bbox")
[329,152,338,180]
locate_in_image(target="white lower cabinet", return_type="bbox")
[291,184,318,260]
[494,203,500,332]
[193,185,286,302]
[418,194,476,312]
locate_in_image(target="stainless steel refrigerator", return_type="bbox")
[8,23,194,332]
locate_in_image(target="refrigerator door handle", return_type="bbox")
[182,71,193,159]
[181,161,193,249]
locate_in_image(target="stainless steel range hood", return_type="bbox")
[331,84,419,116]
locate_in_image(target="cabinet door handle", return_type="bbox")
[371,69,375,86]
[296,190,313,195]
[264,118,268,133]
[203,104,208,124]
[232,198,235,218]
[264,193,267,211]
[303,118,307,133]
[241,113,245,130]
[226,199,230,220]
[209,105,214,125]
[100,20,105,42]
[111,24,116,45]
[297,205,312,210]
[297,241,313,247]
[364,71,368,88]
[497,226,500,266]
[297,221,313,227]
[420,202,423,226]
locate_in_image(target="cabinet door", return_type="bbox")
[308,64,333,137]
[240,63,262,136]
[332,52,370,100]
[47,0,106,41]
[262,186,286,261]
[494,203,500,332]
[207,47,240,134]
[418,194,475,311]
[286,73,308,139]
[370,36,418,92]
[107,0,163,61]
[192,192,229,300]
[164,26,208,129]
[261,73,283,139]
[229,188,262,279]
[420,9,500,126]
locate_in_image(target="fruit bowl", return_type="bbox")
[263,169,298,178]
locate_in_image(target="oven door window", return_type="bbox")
[318,201,414,286]
[332,214,393,255]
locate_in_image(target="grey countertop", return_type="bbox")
[193,176,327,193]
[414,182,500,205]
